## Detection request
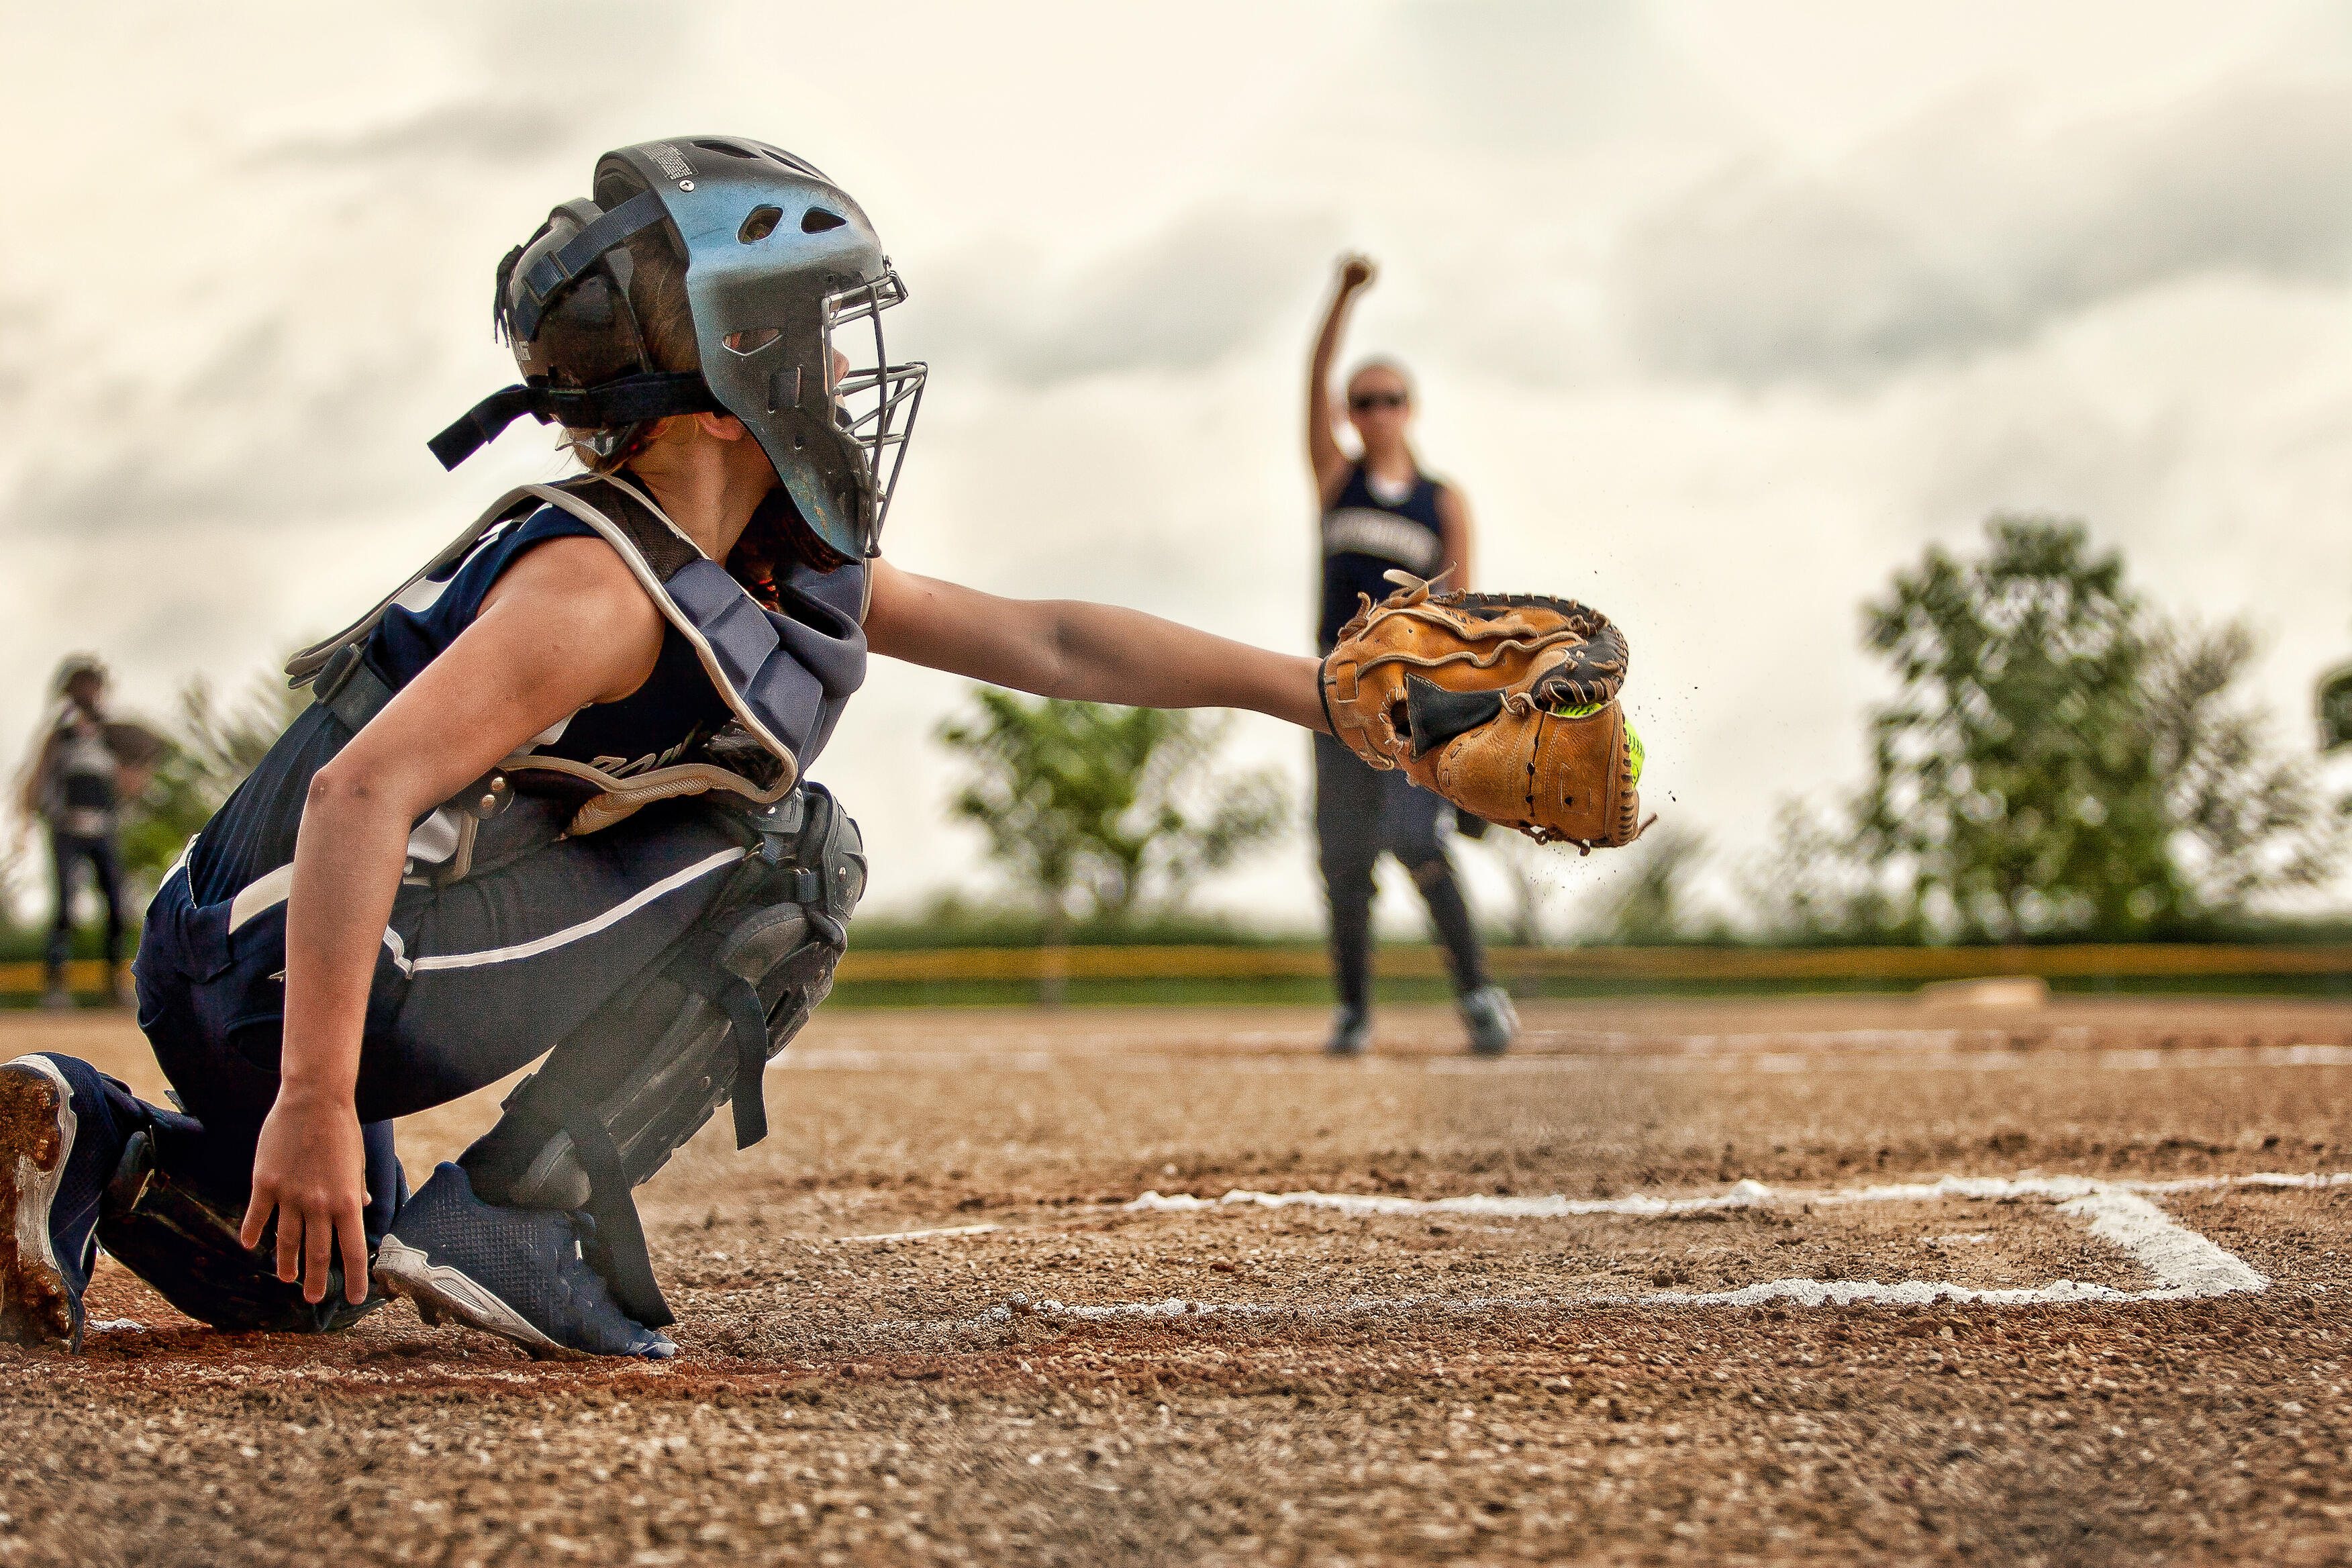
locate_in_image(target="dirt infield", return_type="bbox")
[5,993,2352,1565]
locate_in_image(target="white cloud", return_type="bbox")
[1619,77,2352,386]
[918,207,1342,386]
[1397,0,1733,153]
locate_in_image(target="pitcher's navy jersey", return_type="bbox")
[1318,463,1448,652]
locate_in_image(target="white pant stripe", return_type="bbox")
[381,846,747,977]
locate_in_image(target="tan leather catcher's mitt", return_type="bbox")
[1319,575,1649,850]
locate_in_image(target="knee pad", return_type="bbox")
[1404,854,1455,891]
[96,1131,391,1334]
[460,784,863,1326]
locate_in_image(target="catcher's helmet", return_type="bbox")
[431,136,925,560]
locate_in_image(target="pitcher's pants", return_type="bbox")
[1313,734,1490,1013]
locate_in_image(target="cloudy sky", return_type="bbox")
[7,1,2352,932]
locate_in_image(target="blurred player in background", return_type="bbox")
[1306,256,1516,1057]
[12,657,146,1010]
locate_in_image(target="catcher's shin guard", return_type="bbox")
[457,785,864,1327]
[95,1130,394,1334]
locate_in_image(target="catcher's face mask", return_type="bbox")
[432,136,926,561]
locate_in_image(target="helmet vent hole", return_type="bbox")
[801,207,848,234]
[738,206,784,244]
[722,328,783,356]
[691,139,760,158]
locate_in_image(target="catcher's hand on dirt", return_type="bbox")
[1318,573,1651,851]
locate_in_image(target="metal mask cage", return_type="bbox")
[821,266,926,551]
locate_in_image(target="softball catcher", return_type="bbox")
[0,138,1649,1361]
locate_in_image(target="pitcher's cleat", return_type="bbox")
[0,1055,115,1350]
[1460,985,1519,1057]
[373,1163,676,1361]
[1326,1004,1372,1057]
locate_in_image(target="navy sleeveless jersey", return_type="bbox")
[187,503,866,908]
[1318,463,1448,652]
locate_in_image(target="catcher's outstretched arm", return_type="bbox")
[865,559,1330,733]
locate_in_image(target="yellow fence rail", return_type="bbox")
[10,942,2350,999]
[832,942,2352,983]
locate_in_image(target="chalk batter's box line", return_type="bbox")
[847,1171,2350,1322]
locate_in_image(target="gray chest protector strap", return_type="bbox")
[455,782,866,1328]
[287,473,869,839]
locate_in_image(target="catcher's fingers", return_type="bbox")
[239,1184,277,1255]
[275,1189,360,1303]
[276,1195,305,1286]
[332,1205,371,1306]
[301,1198,344,1304]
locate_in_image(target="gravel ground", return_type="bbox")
[3,994,2351,1565]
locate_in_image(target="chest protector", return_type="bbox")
[287,475,867,848]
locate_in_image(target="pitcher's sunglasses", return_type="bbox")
[1349,391,1409,412]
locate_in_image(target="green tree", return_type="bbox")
[1593,824,1710,946]
[1851,516,2173,940]
[936,691,1286,999]
[2318,658,2352,753]
[119,668,306,890]
[1754,517,2343,942]
[1741,799,1906,944]
[1476,828,1577,947]
[2148,620,2347,914]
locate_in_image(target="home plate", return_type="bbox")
[928,1172,2299,1326]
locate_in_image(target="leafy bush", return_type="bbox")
[1751,518,2345,942]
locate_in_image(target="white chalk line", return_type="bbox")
[1124,1178,1781,1221]
[836,1223,1001,1244]
[1120,1169,2352,1221]
[1115,1175,2273,1306]
[864,1171,2350,1328]
[781,1041,2352,1075]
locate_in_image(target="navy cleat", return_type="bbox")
[373,1163,676,1360]
[1460,985,1519,1057]
[0,1055,123,1351]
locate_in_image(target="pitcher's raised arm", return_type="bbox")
[1308,254,1375,507]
